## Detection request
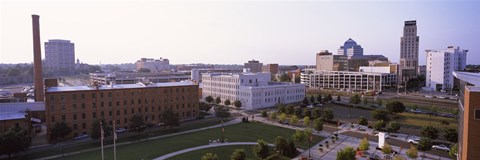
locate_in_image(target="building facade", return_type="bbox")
[399,20,419,83]
[453,71,480,160]
[244,60,263,73]
[44,39,75,75]
[262,64,279,75]
[44,80,199,139]
[426,46,467,91]
[90,71,190,85]
[348,55,389,71]
[316,50,348,71]
[337,38,364,58]
[201,72,305,110]
[135,58,171,72]
[301,71,396,92]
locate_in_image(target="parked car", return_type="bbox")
[115,128,127,133]
[407,138,420,144]
[73,134,89,140]
[432,144,450,152]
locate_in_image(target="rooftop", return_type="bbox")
[453,71,480,86]
[46,81,196,92]
[0,102,45,112]
[0,112,25,121]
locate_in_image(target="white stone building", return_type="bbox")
[301,70,396,92]
[201,72,305,110]
[425,46,468,91]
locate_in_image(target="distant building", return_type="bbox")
[452,71,480,160]
[399,20,419,83]
[417,65,426,77]
[359,64,398,74]
[316,50,348,71]
[191,69,242,83]
[426,46,467,91]
[262,64,279,75]
[337,38,364,58]
[44,39,75,75]
[135,58,171,72]
[89,71,190,85]
[244,60,263,73]
[201,72,305,110]
[348,55,389,71]
[301,71,396,92]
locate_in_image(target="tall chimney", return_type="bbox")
[32,15,44,102]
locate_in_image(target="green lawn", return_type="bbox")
[51,122,323,160]
[396,112,458,136]
[167,145,266,160]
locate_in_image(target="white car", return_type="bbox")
[432,145,450,152]
[407,138,420,144]
[73,134,89,140]
[115,128,127,133]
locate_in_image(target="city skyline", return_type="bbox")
[1,0,480,65]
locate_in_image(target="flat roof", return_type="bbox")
[0,102,45,112]
[0,112,25,121]
[46,81,196,93]
[453,71,480,86]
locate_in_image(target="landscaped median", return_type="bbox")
[46,122,323,160]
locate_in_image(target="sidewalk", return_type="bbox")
[33,118,242,160]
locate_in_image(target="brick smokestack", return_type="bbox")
[32,15,44,102]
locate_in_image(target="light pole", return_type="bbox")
[221,120,224,143]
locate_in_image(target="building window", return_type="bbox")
[62,115,66,121]
[73,124,77,130]
[475,109,480,120]
[82,113,86,119]
[93,112,97,118]
[51,116,55,122]
[82,123,86,129]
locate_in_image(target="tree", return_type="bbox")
[302,97,309,105]
[386,121,401,133]
[312,108,322,119]
[322,108,334,122]
[215,97,221,104]
[386,101,406,115]
[449,143,458,158]
[325,94,333,102]
[313,118,324,131]
[233,100,242,108]
[444,129,458,143]
[279,73,290,82]
[358,138,370,151]
[0,126,31,158]
[160,109,180,127]
[377,99,383,106]
[373,120,386,131]
[303,116,310,126]
[205,96,214,103]
[261,110,268,117]
[91,119,111,139]
[421,126,439,139]
[278,113,287,122]
[269,112,277,120]
[286,105,295,115]
[382,143,393,154]
[336,146,355,160]
[199,102,212,111]
[406,145,418,159]
[215,106,231,120]
[350,94,361,105]
[337,95,341,101]
[417,137,433,152]
[286,139,298,157]
[358,116,368,126]
[275,136,289,156]
[224,99,231,106]
[231,148,246,160]
[310,96,315,104]
[317,93,323,103]
[293,130,306,142]
[252,139,270,159]
[277,104,286,114]
[362,98,369,105]
[294,107,303,118]
[290,115,299,124]
[50,122,72,140]
[201,153,219,160]
[130,114,146,134]
[372,109,389,121]
[303,108,311,118]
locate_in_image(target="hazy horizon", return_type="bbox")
[1,0,479,65]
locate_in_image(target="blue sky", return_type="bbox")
[1,0,479,65]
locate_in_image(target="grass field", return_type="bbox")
[166,145,266,160]
[396,112,458,136]
[52,122,324,160]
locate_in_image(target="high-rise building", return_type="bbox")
[135,57,171,72]
[44,39,75,75]
[244,60,263,73]
[337,38,363,58]
[262,64,279,75]
[399,20,419,84]
[426,46,467,91]
[453,71,480,160]
[316,50,348,71]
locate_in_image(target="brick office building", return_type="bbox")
[45,79,199,139]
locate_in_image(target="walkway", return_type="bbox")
[33,118,242,160]
[153,142,273,160]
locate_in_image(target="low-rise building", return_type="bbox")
[201,72,305,110]
[90,71,190,85]
[135,57,171,72]
[244,60,263,73]
[301,70,396,92]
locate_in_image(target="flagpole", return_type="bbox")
[100,121,104,160]
[113,120,117,160]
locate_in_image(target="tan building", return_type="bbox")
[262,64,279,75]
[45,80,199,140]
[315,50,348,71]
[399,20,419,83]
[453,71,480,160]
